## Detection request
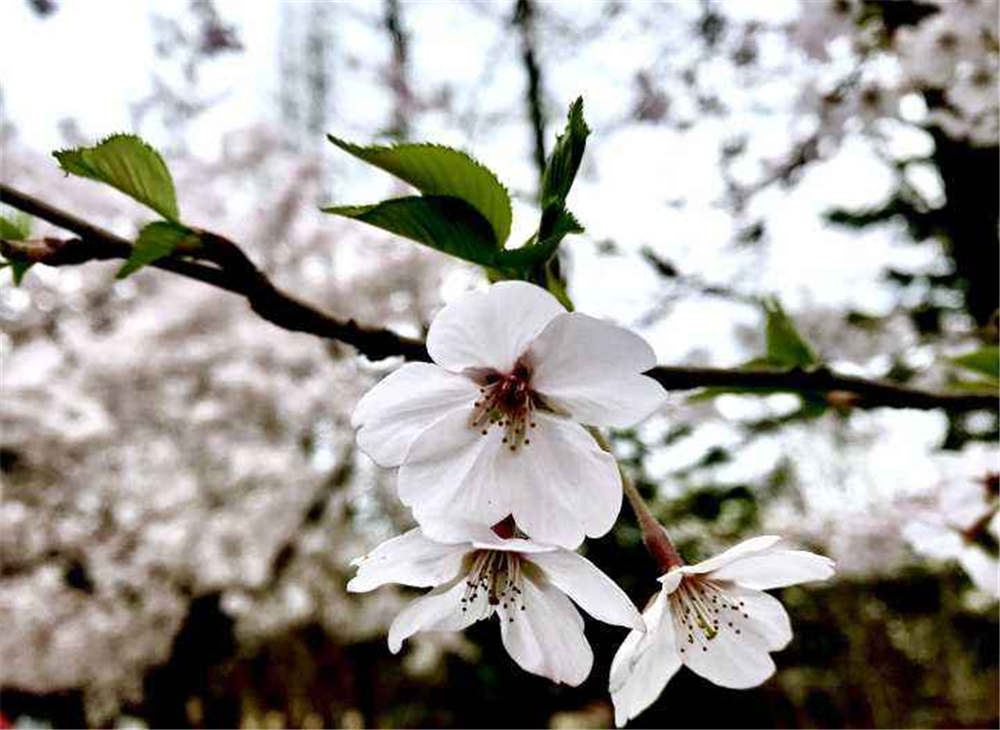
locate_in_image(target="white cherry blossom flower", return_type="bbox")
[352,281,666,548]
[347,519,645,686]
[902,444,999,597]
[609,536,835,727]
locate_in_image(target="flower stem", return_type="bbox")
[589,428,684,573]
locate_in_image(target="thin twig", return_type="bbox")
[1,182,995,412]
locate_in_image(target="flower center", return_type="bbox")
[669,577,751,654]
[460,550,526,619]
[470,362,538,451]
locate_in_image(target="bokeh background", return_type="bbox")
[1,0,998,727]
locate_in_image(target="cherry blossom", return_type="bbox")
[347,519,644,686]
[609,535,835,727]
[352,281,666,548]
[902,445,999,597]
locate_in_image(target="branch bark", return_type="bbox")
[2,182,995,413]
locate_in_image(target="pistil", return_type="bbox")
[470,363,538,450]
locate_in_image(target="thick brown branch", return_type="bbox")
[1,182,995,412]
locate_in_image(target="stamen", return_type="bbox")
[468,363,537,449]
[669,576,754,655]
[460,549,526,620]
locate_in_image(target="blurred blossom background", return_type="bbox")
[1,0,998,727]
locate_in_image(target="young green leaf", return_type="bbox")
[539,97,590,210]
[0,211,34,285]
[323,196,499,267]
[117,221,197,279]
[951,346,999,380]
[54,134,179,222]
[327,138,511,246]
[496,209,584,270]
[0,211,31,240]
[763,298,817,368]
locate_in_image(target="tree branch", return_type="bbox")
[1,182,430,362]
[1,182,995,413]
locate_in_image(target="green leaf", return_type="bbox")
[0,211,31,240]
[1,260,34,286]
[323,196,499,267]
[327,137,511,245]
[763,298,817,368]
[117,221,197,278]
[949,378,1000,394]
[496,209,584,270]
[0,211,33,285]
[54,134,179,221]
[539,97,590,210]
[951,346,999,380]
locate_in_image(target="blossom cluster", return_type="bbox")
[347,281,835,724]
[793,0,999,146]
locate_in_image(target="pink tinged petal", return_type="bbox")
[498,573,593,686]
[708,549,836,590]
[500,412,622,549]
[352,363,479,467]
[609,590,682,727]
[679,605,776,689]
[347,528,472,593]
[398,409,511,529]
[528,549,644,630]
[388,577,470,653]
[680,535,784,576]
[426,281,565,373]
[525,312,665,428]
[719,584,793,651]
[958,546,999,598]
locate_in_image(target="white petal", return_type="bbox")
[398,409,510,528]
[609,590,682,727]
[352,363,479,467]
[388,577,468,653]
[708,549,836,590]
[719,584,793,651]
[498,573,592,686]
[902,520,964,560]
[940,479,992,530]
[501,412,622,549]
[426,281,565,373]
[527,313,666,427]
[959,545,999,598]
[679,535,783,576]
[347,528,472,593]
[417,516,557,554]
[680,610,776,689]
[528,550,644,630]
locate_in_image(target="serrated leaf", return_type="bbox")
[117,221,197,278]
[54,134,179,221]
[951,346,999,380]
[323,196,499,267]
[763,298,817,368]
[327,137,511,245]
[0,211,31,240]
[540,97,590,210]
